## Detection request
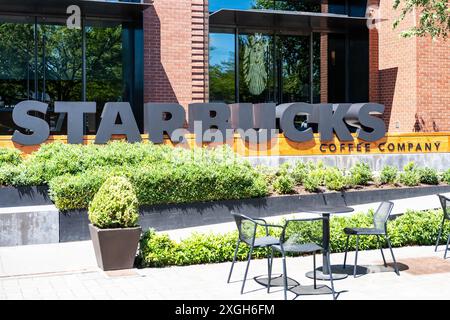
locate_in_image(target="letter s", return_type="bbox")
[12,100,50,146]
[356,103,386,142]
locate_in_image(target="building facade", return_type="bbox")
[0,0,448,139]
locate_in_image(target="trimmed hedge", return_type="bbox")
[137,209,448,268]
[49,162,268,211]
[0,148,22,166]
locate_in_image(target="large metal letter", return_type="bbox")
[144,103,186,143]
[12,100,49,146]
[55,102,96,144]
[347,103,386,142]
[279,103,314,142]
[188,103,231,144]
[95,102,141,144]
[318,104,353,142]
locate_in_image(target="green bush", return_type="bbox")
[323,168,347,191]
[50,162,268,211]
[291,162,308,185]
[303,168,324,192]
[379,165,398,184]
[443,169,450,185]
[273,174,295,194]
[349,162,373,186]
[0,148,22,165]
[88,176,139,229]
[418,167,440,185]
[137,209,448,268]
[399,162,421,186]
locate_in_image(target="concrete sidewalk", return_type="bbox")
[0,241,97,278]
[1,245,450,300]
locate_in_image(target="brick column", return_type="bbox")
[143,0,209,108]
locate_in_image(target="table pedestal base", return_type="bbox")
[305,265,349,280]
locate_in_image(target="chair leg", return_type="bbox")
[353,235,359,278]
[267,247,274,293]
[435,218,445,252]
[313,252,317,290]
[282,255,288,301]
[327,252,336,300]
[385,235,399,276]
[377,235,387,267]
[241,245,254,294]
[444,234,450,259]
[343,235,350,268]
[227,239,240,283]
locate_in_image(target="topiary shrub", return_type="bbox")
[380,165,398,185]
[399,162,421,186]
[0,148,22,165]
[418,167,440,185]
[88,176,139,229]
[349,162,373,186]
[273,174,295,194]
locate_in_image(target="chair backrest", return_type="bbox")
[231,212,258,245]
[279,218,323,246]
[438,194,450,220]
[373,201,394,232]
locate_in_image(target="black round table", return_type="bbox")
[302,205,355,281]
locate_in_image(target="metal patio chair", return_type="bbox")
[343,201,400,277]
[435,194,450,258]
[228,212,281,294]
[269,218,336,301]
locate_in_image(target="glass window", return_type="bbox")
[209,32,236,103]
[238,32,275,103]
[210,0,321,12]
[85,21,124,134]
[210,0,258,12]
[276,35,311,103]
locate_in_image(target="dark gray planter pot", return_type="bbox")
[88,224,142,271]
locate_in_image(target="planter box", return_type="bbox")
[89,224,141,271]
[0,186,52,208]
[59,184,450,243]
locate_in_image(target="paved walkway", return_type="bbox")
[1,243,450,300]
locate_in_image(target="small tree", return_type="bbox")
[393,0,450,39]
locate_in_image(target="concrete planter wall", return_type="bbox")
[0,186,52,208]
[59,185,450,243]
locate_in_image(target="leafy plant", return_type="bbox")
[0,148,22,165]
[418,167,440,185]
[350,162,373,186]
[380,165,398,185]
[324,168,347,191]
[273,174,295,194]
[303,168,324,192]
[443,169,450,185]
[88,176,139,229]
[399,162,421,186]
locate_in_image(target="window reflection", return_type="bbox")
[85,21,124,134]
[209,0,321,12]
[209,32,236,103]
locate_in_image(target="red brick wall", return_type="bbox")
[372,1,450,132]
[143,0,208,108]
[415,37,450,132]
